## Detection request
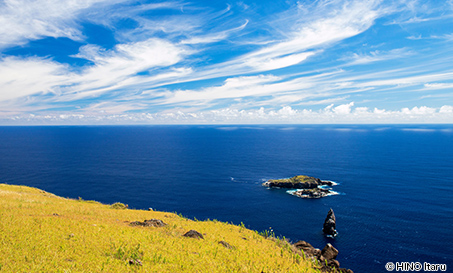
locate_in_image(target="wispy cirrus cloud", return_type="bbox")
[343,48,414,65]
[180,20,249,45]
[222,0,385,73]
[0,37,193,107]
[65,38,192,98]
[0,0,120,49]
[160,75,285,105]
[0,56,70,102]
[424,83,453,90]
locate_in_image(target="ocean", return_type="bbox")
[0,125,452,272]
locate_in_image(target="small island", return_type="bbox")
[262,175,339,199]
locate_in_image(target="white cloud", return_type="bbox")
[407,34,422,40]
[61,38,192,100]
[195,0,386,78]
[424,83,453,89]
[0,56,70,102]
[440,105,453,113]
[354,71,453,89]
[82,38,188,69]
[3,103,452,125]
[83,101,146,114]
[333,102,354,115]
[344,48,414,65]
[180,20,249,45]
[0,36,193,108]
[161,75,285,104]
[0,0,117,49]
[245,51,316,71]
[401,106,437,115]
[275,106,297,117]
[241,0,382,63]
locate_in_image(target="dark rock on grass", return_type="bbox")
[183,230,204,239]
[321,243,339,260]
[128,259,143,266]
[323,208,337,237]
[218,240,235,249]
[130,219,167,227]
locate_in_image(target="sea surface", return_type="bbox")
[0,125,452,272]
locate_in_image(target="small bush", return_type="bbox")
[77,197,101,204]
[259,227,275,239]
[110,243,143,261]
[110,202,128,209]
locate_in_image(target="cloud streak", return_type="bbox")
[0,0,118,48]
[0,56,70,102]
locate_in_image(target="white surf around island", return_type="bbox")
[262,176,343,198]
[322,180,339,186]
[286,182,341,199]
[286,189,341,198]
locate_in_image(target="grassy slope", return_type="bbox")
[0,184,320,273]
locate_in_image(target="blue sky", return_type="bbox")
[1,0,453,124]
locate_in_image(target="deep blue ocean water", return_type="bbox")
[0,125,452,272]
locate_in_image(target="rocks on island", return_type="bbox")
[323,208,338,237]
[290,187,332,198]
[263,175,330,188]
[262,175,338,199]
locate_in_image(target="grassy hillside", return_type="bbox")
[0,184,320,272]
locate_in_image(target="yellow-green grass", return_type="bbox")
[0,184,320,272]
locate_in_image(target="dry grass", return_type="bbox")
[0,184,320,272]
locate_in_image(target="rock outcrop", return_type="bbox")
[218,240,235,249]
[323,208,337,237]
[129,219,167,227]
[289,188,332,199]
[183,230,204,239]
[128,258,143,266]
[293,240,322,257]
[293,241,353,273]
[321,243,339,260]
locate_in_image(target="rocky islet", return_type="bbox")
[262,175,339,198]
